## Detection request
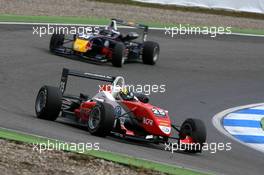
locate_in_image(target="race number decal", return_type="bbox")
[152,108,166,116]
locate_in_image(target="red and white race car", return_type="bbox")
[35,68,206,153]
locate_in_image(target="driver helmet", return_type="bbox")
[104,20,120,37]
[118,87,134,101]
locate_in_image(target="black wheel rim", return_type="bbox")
[153,47,159,62]
[181,123,193,138]
[88,107,101,130]
[36,90,47,113]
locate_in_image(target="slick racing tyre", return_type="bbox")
[49,34,65,52]
[179,118,207,153]
[112,43,126,67]
[35,86,62,121]
[142,41,160,65]
[87,102,115,137]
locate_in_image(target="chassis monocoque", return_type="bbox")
[35,68,207,153]
[49,19,160,67]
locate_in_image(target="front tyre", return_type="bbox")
[87,102,115,136]
[49,34,65,52]
[35,86,62,121]
[111,43,126,67]
[179,118,207,153]
[142,41,159,65]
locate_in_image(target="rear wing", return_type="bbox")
[111,18,149,41]
[59,68,116,94]
[111,18,148,30]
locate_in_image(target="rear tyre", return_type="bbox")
[112,43,125,67]
[142,41,159,65]
[179,118,207,153]
[87,102,115,137]
[35,86,62,121]
[50,34,65,52]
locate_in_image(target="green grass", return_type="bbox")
[91,0,264,20]
[0,14,263,36]
[0,128,208,175]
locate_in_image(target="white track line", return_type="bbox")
[0,21,264,37]
[251,106,264,110]
[247,143,264,151]
[230,32,264,38]
[224,126,264,136]
[225,113,264,121]
[212,103,264,153]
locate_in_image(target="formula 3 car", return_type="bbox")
[49,19,160,67]
[35,68,206,153]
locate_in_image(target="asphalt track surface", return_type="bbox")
[0,24,264,175]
